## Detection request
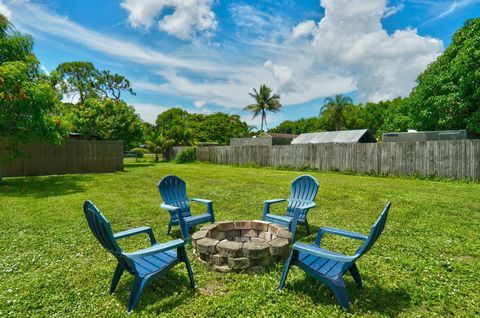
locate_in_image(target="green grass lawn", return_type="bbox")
[1,162,479,317]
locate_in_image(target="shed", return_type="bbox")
[230,132,298,146]
[266,133,298,145]
[382,130,477,142]
[291,129,376,144]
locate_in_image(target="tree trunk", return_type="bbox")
[261,110,266,132]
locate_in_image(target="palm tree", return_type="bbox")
[244,84,282,132]
[145,130,175,162]
[170,126,195,146]
[320,94,353,131]
[0,14,10,36]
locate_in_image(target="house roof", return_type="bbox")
[291,129,376,144]
[266,133,299,139]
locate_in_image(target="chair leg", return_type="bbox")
[110,263,124,294]
[127,277,147,313]
[349,263,362,289]
[167,223,172,235]
[278,251,295,292]
[331,280,351,312]
[181,246,197,289]
[304,219,311,235]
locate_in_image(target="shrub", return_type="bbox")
[130,147,148,158]
[175,147,196,163]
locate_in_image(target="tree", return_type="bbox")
[359,97,406,138]
[196,112,250,144]
[51,61,99,104]
[69,98,144,149]
[51,62,135,104]
[0,17,34,63]
[244,84,282,132]
[153,108,250,145]
[0,14,67,182]
[407,18,480,133]
[145,130,174,162]
[170,126,195,146]
[155,108,190,133]
[320,94,353,131]
[269,117,322,134]
[97,70,135,101]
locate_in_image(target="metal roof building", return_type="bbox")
[382,130,477,142]
[291,129,376,144]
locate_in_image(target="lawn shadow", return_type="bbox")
[288,273,410,316]
[114,268,197,314]
[123,162,156,169]
[295,224,318,242]
[0,174,92,198]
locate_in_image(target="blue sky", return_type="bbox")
[1,0,479,129]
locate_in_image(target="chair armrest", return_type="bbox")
[295,202,316,212]
[293,242,355,263]
[124,239,186,258]
[263,199,287,216]
[264,199,287,204]
[315,226,367,245]
[189,198,212,204]
[161,203,181,211]
[190,198,214,220]
[114,226,156,245]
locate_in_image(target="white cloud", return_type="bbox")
[304,0,443,102]
[292,20,316,39]
[263,60,300,94]
[5,0,444,112]
[229,3,290,42]
[423,0,479,24]
[383,2,405,18]
[40,65,50,76]
[136,68,355,108]
[193,99,207,108]
[120,0,217,40]
[130,102,168,124]
[192,107,211,115]
[7,1,225,73]
[0,0,11,19]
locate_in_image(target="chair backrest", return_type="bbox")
[286,175,320,219]
[83,201,121,255]
[158,175,191,220]
[355,202,391,258]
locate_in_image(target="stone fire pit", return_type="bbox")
[191,220,292,273]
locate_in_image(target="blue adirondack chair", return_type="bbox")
[158,175,215,238]
[83,201,196,313]
[262,175,319,239]
[278,202,391,311]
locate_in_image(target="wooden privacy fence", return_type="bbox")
[197,140,480,180]
[0,139,123,177]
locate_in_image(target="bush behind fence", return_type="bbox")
[197,140,480,180]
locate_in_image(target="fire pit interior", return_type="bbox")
[192,220,292,273]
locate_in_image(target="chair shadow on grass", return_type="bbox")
[288,273,410,316]
[113,267,197,314]
[0,174,92,198]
